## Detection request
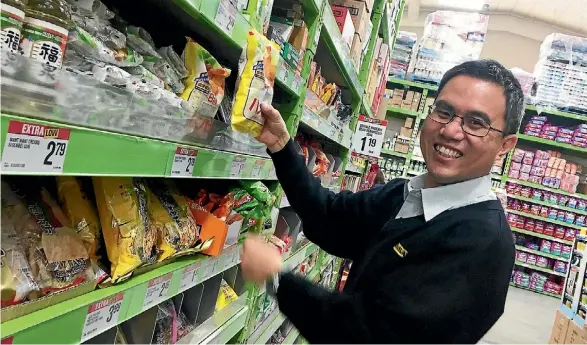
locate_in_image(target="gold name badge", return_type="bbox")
[393,243,408,258]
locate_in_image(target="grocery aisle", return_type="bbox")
[482,286,559,344]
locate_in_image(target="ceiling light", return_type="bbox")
[439,0,486,11]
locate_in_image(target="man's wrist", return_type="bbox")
[268,135,291,153]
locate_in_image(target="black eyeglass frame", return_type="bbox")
[427,104,504,137]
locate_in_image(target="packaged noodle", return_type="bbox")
[56,177,101,265]
[1,181,92,294]
[1,213,41,307]
[239,181,275,207]
[231,28,279,137]
[146,180,200,262]
[215,279,238,312]
[93,177,157,283]
[181,38,231,118]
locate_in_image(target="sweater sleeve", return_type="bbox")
[276,223,514,344]
[269,140,390,260]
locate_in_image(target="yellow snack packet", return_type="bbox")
[93,177,158,283]
[56,177,101,265]
[146,180,200,262]
[215,279,239,312]
[181,38,231,118]
[231,28,280,137]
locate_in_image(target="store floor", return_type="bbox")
[481,286,559,344]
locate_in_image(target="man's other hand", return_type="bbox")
[257,103,291,153]
[241,235,283,285]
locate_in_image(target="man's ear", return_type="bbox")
[498,134,518,158]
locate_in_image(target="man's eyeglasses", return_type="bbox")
[427,104,504,137]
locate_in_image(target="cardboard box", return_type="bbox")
[402,91,414,109]
[404,117,414,128]
[289,21,309,53]
[411,92,422,111]
[329,0,371,41]
[400,126,413,138]
[350,33,363,70]
[361,0,374,13]
[189,206,242,257]
[375,97,390,120]
[391,89,404,107]
[393,142,410,154]
[549,310,571,344]
[565,320,587,344]
[282,42,301,69]
[331,5,355,49]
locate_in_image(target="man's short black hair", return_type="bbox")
[437,59,525,136]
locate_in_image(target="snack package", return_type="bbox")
[215,279,239,312]
[1,181,92,294]
[0,213,41,306]
[146,180,200,262]
[56,177,101,265]
[152,300,178,345]
[231,28,279,137]
[238,181,276,208]
[93,177,158,283]
[181,38,231,118]
[231,188,260,213]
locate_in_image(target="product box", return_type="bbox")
[289,21,309,53]
[188,205,242,257]
[375,97,390,120]
[361,0,374,13]
[282,42,301,69]
[565,320,587,344]
[268,17,294,44]
[391,88,404,107]
[329,0,371,41]
[331,5,355,49]
[404,117,414,128]
[394,142,410,154]
[350,33,363,70]
[411,92,422,111]
[402,91,415,109]
[549,310,571,344]
[400,126,413,138]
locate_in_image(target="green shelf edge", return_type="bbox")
[387,77,438,91]
[506,209,584,230]
[509,282,561,299]
[0,113,276,180]
[515,245,569,262]
[283,329,300,344]
[514,260,566,277]
[381,149,408,158]
[525,105,587,121]
[387,106,420,118]
[517,134,587,157]
[507,194,587,216]
[506,178,587,200]
[511,227,574,245]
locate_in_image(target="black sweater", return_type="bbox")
[270,140,515,344]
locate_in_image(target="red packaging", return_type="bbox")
[554,226,566,239]
[543,223,555,236]
[534,220,545,233]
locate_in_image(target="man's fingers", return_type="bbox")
[260,102,280,120]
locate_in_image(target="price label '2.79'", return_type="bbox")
[1,120,70,173]
[143,273,172,310]
[170,147,197,177]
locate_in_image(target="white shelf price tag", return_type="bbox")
[292,74,302,94]
[268,165,277,180]
[1,120,70,173]
[170,147,197,177]
[251,159,265,178]
[350,116,387,159]
[224,245,240,269]
[80,293,124,342]
[143,273,172,310]
[179,262,201,292]
[199,258,219,281]
[277,59,289,83]
[230,156,246,178]
[215,0,236,36]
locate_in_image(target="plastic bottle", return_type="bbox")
[1,0,26,54]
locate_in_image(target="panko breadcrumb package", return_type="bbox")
[231,28,280,137]
[93,177,158,283]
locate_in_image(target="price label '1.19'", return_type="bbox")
[143,273,172,310]
[350,116,387,159]
[1,120,70,173]
[80,293,124,342]
[170,147,197,177]
[179,262,201,292]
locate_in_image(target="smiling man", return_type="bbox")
[240,59,524,343]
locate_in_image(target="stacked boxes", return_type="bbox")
[331,6,356,49]
[523,116,587,149]
[389,31,417,79]
[330,0,373,71]
[268,3,309,74]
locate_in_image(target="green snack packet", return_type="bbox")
[239,181,276,207]
[231,188,259,213]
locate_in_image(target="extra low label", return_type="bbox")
[179,262,201,292]
[230,156,246,178]
[143,273,172,310]
[1,120,70,173]
[170,147,197,177]
[80,293,124,342]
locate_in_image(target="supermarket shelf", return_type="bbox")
[492,174,503,181]
[361,97,375,118]
[381,149,408,159]
[300,107,352,149]
[506,179,587,200]
[0,114,276,179]
[283,329,300,344]
[507,194,587,216]
[511,227,574,245]
[507,209,584,230]
[321,5,363,97]
[247,308,286,344]
[510,282,561,299]
[407,170,424,176]
[410,155,426,163]
[517,134,587,157]
[1,245,242,343]
[514,260,566,277]
[345,162,364,174]
[515,245,569,262]
[525,105,587,121]
[386,106,420,118]
[177,293,248,345]
[276,58,305,98]
[387,77,439,91]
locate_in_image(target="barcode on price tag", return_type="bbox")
[179,262,201,292]
[170,147,197,177]
[230,156,246,177]
[143,273,172,310]
[198,258,219,281]
[1,121,70,173]
[215,0,236,36]
[80,293,124,342]
[251,159,265,178]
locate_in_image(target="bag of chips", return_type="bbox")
[231,188,259,213]
[93,177,158,283]
[146,180,200,262]
[1,181,92,294]
[231,28,280,137]
[239,181,275,208]
[180,38,231,118]
[215,279,239,312]
[56,177,101,265]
